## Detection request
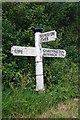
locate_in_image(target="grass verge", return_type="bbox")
[2,85,79,118]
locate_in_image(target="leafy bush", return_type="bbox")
[2,3,79,118]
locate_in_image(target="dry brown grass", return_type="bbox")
[37,98,79,118]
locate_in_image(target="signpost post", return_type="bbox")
[11,28,66,92]
[34,28,44,91]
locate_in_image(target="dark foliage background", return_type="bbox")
[2,2,79,118]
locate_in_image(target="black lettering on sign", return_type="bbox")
[51,32,54,36]
[61,51,64,56]
[43,36,48,41]
[47,33,50,36]
[40,34,44,40]
[59,51,64,56]
[14,49,23,54]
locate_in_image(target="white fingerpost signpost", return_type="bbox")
[11,28,66,92]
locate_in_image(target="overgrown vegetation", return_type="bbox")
[2,2,79,118]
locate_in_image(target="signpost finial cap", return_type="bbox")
[34,28,42,33]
